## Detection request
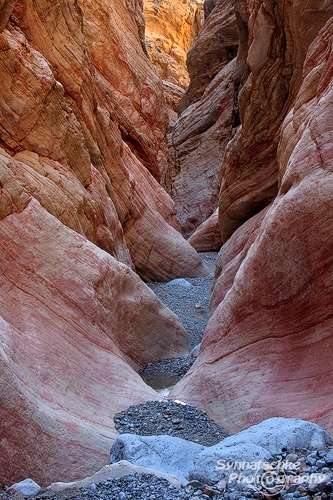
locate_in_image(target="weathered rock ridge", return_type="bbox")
[0,0,208,486]
[0,0,208,282]
[0,198,189,485]
[171,0,333,435]
[143,0,204,127]
[166,0,238,237]
[144,0,204,89]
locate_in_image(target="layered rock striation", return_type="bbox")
[0,0,208,486]
[166,0,238,237]
[171,1,333,435]
[144,0,204,89]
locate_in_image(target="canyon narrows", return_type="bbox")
[1,0,333,488]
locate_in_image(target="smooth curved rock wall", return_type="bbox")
[171,4,333,436]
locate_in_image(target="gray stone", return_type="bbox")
[189,343,201,359]
[110,433,205,484]
[283,495,297,500]
[216,479,227,491]
[189,418,332,488]
[9,478,41,497]
[166,278,192,288]
[325,448,333,464]
[189,439,272,486]
[231,418,332,455]
[305,473,331,492]
[287,484,299,493]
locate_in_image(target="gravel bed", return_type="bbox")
[147,252,218,348]
[113,399,228,446]
[139,356,195,389]
[4,446,333,500]
[140,357,195,378]
[3,473,253,500]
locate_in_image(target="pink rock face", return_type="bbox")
[0,199,189,485]
[171,14,333,436]
[209,207,270,311]
[0,0,207,282]
[167,60,235,237]
[179,0,238,110]
[218,0,333,243]
[187,209,222,252]
[0,0,208,486]
[166,0,238,237]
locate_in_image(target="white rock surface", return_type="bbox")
[107,419,332,489]
[189,441,272,486]
[46,461,182,491]
[9,478,41,497]
[190,418,332,486]
[110,434,205,484]
[166,278,193,288]
[234,418,332,455]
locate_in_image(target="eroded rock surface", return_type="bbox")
[179,0,238,110]
[0,0,207,486]
[144,0,204,89]
[167,59,235,237]
[187,209,222,252]
[166,1,238,237]
[0,198,190,485]
[0,0,207,281]
[218,0,333,242]
[171,3,333,435]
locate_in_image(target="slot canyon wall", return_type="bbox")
[0,0,208,486]
[171,0,333,435]
[2,0,333,488]
[166,0,238,239]
[143,0,204,125]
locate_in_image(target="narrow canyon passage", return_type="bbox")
[1,0,333,489]
[140,251,218,390]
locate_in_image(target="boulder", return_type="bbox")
[190,441,272,486]
[189,418,332,486]
[166,278,193,288]
[8,479,41,498]
[230,418,332,456]
[110,434,205,485]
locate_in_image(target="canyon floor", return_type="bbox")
[4,253,333,500]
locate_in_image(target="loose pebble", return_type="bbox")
[114,399,228,446]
